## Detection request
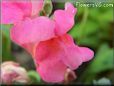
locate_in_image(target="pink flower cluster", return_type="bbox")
[1,0,94,83]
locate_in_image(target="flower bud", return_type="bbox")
[1,61,30,85]
[64,68,77,84]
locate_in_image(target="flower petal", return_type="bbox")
[14,1,32,17]
[35,34,83,72]
[79,47,94,62]
[36,60,67,83]
[34,34,93,82]
[53,3,76,35]
[62,46,83,70]
[34,37,63,63]
[59,34,83,70]
[34,39,67,83]
[65,2,77,16]
[11,17,55,45]
[59,34,94,69]
[35,34,83,70]
[1,0,43,24]
[1,2,24,24]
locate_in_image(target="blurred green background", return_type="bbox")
[1,1,114,85]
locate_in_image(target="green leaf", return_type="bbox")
[0,29,2,57]
[89,7,113,23]
[28,70,41,84]
[83,20,99,36]
[88,44,114,73]
[1,24,12,38]
[89,8,100,20]
[78,44,113,84]
[1,24,15,61]
[69,20,99,46]
[69,23,80,39]
[79,36,99,48]
[77,6,84,16]
[98,8,113,23]
[40,0,52,16]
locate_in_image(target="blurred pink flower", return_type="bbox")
[1,1,94,83]
[1,61,30,84]
[1,0,44,24]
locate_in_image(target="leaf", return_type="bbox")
[83,20,99,36]
[89,7,113,23]
[69,23,80,39]
[69,20,99,46]
[79,36,100,48]
[1,24,15,61]
[40,0,52,16]
[28,70,41,83]
[88,44,114,74]
[89,8,100,20]
[77,6,84,16]
[1,24,12,38]
[78,44,113,84]
[0,29,2,57]
[69,7,89,43]
[98,8,113,23]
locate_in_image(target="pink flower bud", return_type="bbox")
[1,61,30,85]
[64,68,77,84]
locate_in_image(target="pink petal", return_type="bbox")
[36,60,67,83]
[33,34,94,82]
[59,34,83,70]
[65,2,77,16]
[34,39,67,83]
[34,34,93,82]
[14,1,32,17]
[53,3,76,35]
[35,34,83,70]
[11,17,55,45]
[79,47,94,62]
[62,46,83,70]
[59,34,94,69]
[1,2,24,24]
[34,37,63,63]
[34,34,82,75]
[1,0,43,24]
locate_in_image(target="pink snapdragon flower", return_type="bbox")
[34,34,94,83]
[1,1,94,83]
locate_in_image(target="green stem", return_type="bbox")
[77,7,89,44]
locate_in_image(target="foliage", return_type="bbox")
[28,70,41,84]
[1,24,15,61]
[40,0,53,16]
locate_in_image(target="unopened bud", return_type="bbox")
[64,68,77,84]
[1,61,30,85]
